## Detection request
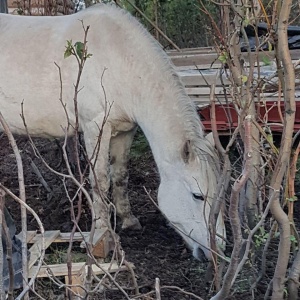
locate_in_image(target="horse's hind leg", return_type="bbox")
[110,128,142,230]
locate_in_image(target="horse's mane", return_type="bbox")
[86,4,219,169]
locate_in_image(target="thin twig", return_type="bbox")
[155,278,161,300]
[0,192,4,300]
[29,158,53,195]
[2,209,15,300]
[231,189,277,284]
[0,111,29,299]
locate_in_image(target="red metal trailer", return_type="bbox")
[198,101,300,133]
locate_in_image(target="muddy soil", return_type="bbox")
[0,133,296,299]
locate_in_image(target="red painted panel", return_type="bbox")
[198,101,300,133]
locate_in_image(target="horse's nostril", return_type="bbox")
[193,247,208,262]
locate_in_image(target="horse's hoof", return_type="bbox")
[122,216,142,230]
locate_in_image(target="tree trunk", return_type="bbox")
[270,0,294,298]
[244,111,260,229]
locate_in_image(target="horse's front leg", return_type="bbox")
[110,128,142,230]
[83,121,111,229]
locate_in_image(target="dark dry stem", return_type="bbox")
[231,188,277,284]
[288,247,300,300]
[29,158,53,195]
[209,83,231,290]
[65,22,91,297]
[251,221,277,291]
[0,111,29,300]
[2,211,14,300]
[131,284,205,300]
[287,134,300,299]
[155,278,161,300]
[0,191,4,300]
[288,141,300,222]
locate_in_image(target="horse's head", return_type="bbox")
[157,135,225,261]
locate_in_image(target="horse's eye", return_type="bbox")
[192,193,205,201]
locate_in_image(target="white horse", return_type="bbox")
[0,4,225,260]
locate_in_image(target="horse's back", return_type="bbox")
[0,5,144,137]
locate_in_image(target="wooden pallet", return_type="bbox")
[18,229,132,297]
[167,48,300,70]
[166,49,300,107]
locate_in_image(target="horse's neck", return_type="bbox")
[134,91,188,173]
[115,34,199,171]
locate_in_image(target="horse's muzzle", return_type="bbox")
[193,246,210,262]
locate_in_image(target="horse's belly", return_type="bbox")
[111,120,136,137]
[0,95,74,138]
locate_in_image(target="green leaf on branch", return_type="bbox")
[290,235,297,243]
[268,41,272,52]
[262,56,271,66]
[266,134,273,145]
[74,41,84,59]
[64,40,73,59]
[241,75,248,83]
[274,232,280,238]
[287,196,297,202]
[243,18,250,27]
[218,52,228,64]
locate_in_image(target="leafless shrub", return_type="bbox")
[198,0,299,299]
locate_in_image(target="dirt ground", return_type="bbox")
[0,133,297,299]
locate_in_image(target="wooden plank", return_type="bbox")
[169,49,300,68]
[175,64,223,71]
[186,86,288,98]
[65,266,86,298]
[16,231,37,243]
[190,95,296,107]
[180,73,231,86]
[91,229,111,258]
[174,60,277,71]
[29,261,134,278]
[77,228,111,258]
[186,86,227,96]
[90,228,109,247]
[29,229,108,244]
[167,47,215,56]
[28,230,60,269]
[171,53,219,68]
[192,96,231,107]
[54,232,90,243]
[26,231,38,243]
[28,232,91,244]
[181,73,300,91]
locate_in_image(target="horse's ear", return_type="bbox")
[182,140,194,163]
[205,132,215,146]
